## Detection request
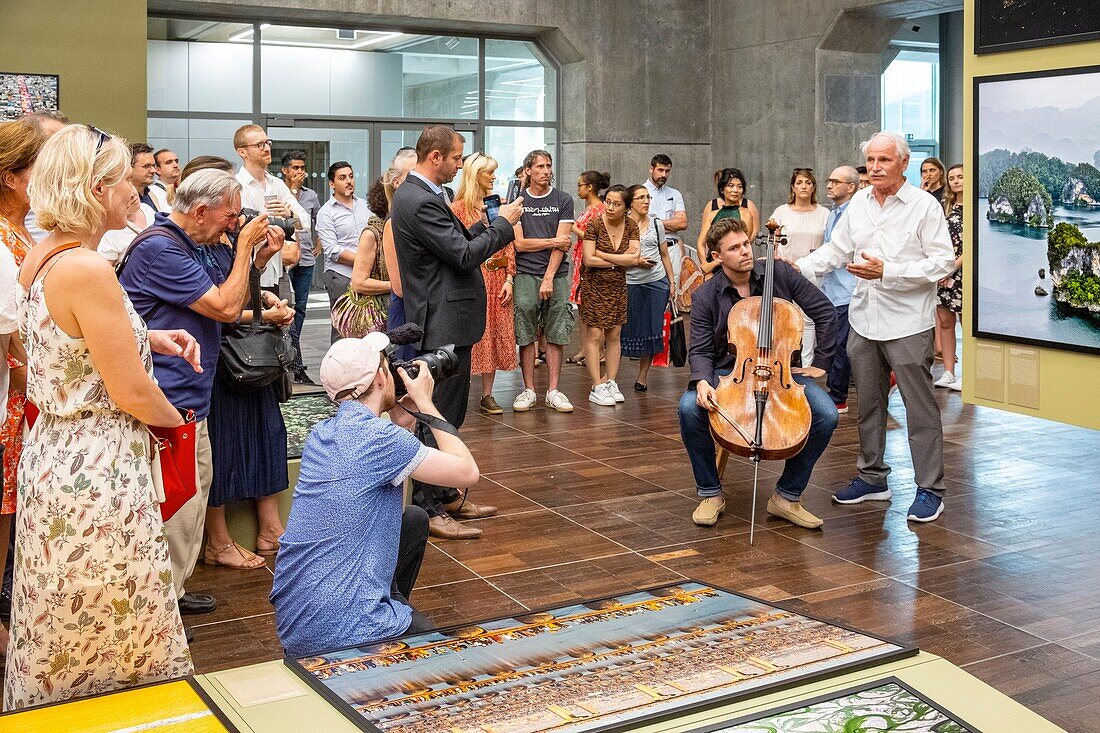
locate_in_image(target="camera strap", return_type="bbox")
[393,403,460,436]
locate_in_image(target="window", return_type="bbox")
[147,18,560,184]
[882,49,939,182]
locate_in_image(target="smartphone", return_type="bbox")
[263,193,280,211]
[505,178,522,203]
[483,194,503,222]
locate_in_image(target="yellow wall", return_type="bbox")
[963,4,1100,430]
[0,0,146,142]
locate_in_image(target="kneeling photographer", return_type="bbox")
[270,331,479,658]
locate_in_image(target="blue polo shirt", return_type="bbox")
[270,400,427,657]
[118,213,226,420]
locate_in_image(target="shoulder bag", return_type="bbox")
[218,266,297,394]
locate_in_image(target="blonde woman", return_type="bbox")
[451,152,517,414]
[7,126,197,708]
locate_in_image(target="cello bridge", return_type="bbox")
[752,364,773,380]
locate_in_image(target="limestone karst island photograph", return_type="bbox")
[976,66,1100,353]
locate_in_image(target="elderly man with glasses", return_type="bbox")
[234,124,306,299]
[820,166,861,414]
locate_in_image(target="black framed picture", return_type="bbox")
[973,65,1100,355]
[0,71,59,121]
[976,0,1100,55]
[284,580,917,733]
[0,677,240,732]
[685,677,979,733]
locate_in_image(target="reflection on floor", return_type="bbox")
[189,333,1100,732]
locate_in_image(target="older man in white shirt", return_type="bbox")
[234,124,307,296]
[790,132,955,523]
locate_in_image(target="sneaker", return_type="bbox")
[513,388,537,412]
[832,477,892,505]
[907,488,944,522]
[546,389,574,413]
[293,368,317,386]
[606,379,625,403]
[588,383,616,407]
[934,371,956,389]
[480,394,504,415]
[948,376,962,392]
[835,402,849,414]
[692,497,725,527]
[766,494,823,529]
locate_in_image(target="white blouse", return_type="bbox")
[769,204,830,261]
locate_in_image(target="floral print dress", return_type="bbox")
[4,253,192,710]
[937,204,963,313]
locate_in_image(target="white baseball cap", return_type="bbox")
[319,332,391,401]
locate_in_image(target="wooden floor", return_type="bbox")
[188,351,1100,732]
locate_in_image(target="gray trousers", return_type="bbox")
[848,328,945,494]
[323,270,350,344]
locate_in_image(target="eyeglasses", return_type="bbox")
[465,151,483,164]
[87,125,111,152]
[826,178,854,185]
[634,194,652,201]
[794,167,814,173]
[240,139,272,150]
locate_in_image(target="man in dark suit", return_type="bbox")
[390,125,525,540]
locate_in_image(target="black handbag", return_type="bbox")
[669,299,687,368]
[218,268,297,394]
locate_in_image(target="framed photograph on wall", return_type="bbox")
[0,72,59,120]
[975,0,1100,55]
[684,677,980,733]
[285,581,916,733]
[973,65,1100,355]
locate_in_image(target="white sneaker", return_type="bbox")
[606,380,625,403]
[545,389,574,413]
[933,372,956,389]
[588,383,616,406]
[948,375,962,392]
[513,388,537,411]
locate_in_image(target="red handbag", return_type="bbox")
[24,401,197,522]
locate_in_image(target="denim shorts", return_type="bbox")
[513,273,575,346]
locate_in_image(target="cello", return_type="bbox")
[706,219,812,543]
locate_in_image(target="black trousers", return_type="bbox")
[410,344,472,517]
[391,506,433,634]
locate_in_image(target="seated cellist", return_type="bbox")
[678,217,839,529]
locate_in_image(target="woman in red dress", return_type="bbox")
[451,153,517,414]
[568,170,610,364]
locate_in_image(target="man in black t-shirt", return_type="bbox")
[511,150,576,413]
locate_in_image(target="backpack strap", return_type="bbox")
[114,224,190,278]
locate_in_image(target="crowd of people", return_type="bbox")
[0,109,968,709]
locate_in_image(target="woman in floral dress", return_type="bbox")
[5,126,193,709]
[934,164,964,391]
[0,119,45,657]
[451,153,517,414]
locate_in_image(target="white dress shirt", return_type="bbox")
[235,167,310,287]
[795,182,955,341]
[315,195,372,279]
[644,179,685,243]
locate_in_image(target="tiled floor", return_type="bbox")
[190,316,1100,731]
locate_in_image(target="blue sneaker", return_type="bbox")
[832,477,892,505]
[907,488,944,522]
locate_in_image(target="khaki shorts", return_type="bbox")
[513,273,575,346]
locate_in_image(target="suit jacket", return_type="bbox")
[391,174,516,349]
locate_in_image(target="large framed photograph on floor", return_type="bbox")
[974,65,1100,355]
[284,581,916,733]
[975,0,1100,55]
[685,677,979,733]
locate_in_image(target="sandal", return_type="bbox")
[634,382,648,392]
[203,541,266,570]
[566,355,584,365]
[255,535,282,557]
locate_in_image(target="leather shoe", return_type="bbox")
[443,499,498,519]
[429,515,482,540]
[293,368,317,386]
[692,497,725,527]
[766,494,823,529]
[178,592,217,615]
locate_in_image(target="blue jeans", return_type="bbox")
[678,373,839,501]
[288,264,314,370]
[826,304,852,404]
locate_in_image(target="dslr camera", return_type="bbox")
[240,207,297,242]
[386,344,460,397]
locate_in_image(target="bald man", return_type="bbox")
[820,166,860,412]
